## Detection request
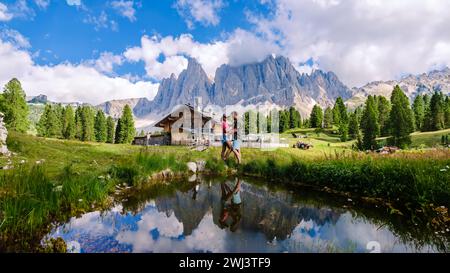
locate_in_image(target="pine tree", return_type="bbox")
[333,97,348,125]
[37,104,59,138]
[74,106,83,140]
[332,104,341,126]
[425,91,445,131]
[412,95,425,131]
[323,107,333,129]
[278,110,290,133]
[348,110,360,140]
[310,105,323,128]
[62,106,75,139]
[247,111,258,134]
[80,106,95,142]
[360,96,380,150]
[94,110,107,142]
[53,103,64,138]
[115,105,135,144]
[115,118,123,144]
[444,96,450,129]
[376,96,391,136]
[106,116,115,144]
[388,85,415,148]
[422,94,431,131]
[289,106,301,129]
[333,97,349,141]
[37,104,51,137]
[303,118,310,128]
[0,78,29,132]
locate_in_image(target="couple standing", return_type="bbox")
[221,111,241,164]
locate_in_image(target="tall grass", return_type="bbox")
[241,152,450,207]
[108,151,189,186]
[0,165,116,251]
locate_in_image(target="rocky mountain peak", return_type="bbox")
[99,56,354,121]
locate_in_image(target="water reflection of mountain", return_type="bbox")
[153,181,343,241]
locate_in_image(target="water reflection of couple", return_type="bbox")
[219,178,242,232]
[221,112,241,164]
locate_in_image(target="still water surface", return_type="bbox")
[45,177,447,253]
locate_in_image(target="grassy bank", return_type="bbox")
[242,150,450,208]
[0,133,223,251]
[1,132,449,251]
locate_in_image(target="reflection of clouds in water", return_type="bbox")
[282,219,329,253]
[284,213,437,253]
[116,209,227,253]
[46,181,442,253]
[322,213,436,253]
[53,210,115,237]
[184,212,227,253]
[116,208,184,252]
[67,241,81,253]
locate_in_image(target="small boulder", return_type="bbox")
[187,162,197,173]
[188,174,197,182]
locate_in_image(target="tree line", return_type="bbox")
[242,106,303,134]
[37,104,136,144]
[306,86,450,149]
[0,78,136,144]
[242,85,449,150]
[1,78,449,149]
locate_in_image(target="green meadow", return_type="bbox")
[0,130,449,251]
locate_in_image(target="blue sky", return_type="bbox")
[1,0,449,104]
[2,0,261,77]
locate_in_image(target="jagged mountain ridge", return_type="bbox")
[346,67,450,109]
[103,55,353,120]
[26,55,379,121]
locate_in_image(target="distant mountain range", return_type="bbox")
[27,56,450,129]
[347,67,450,109]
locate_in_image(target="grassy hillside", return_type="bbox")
[410,129,450,148]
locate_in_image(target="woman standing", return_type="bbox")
[221,114,232,160]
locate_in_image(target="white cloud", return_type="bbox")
[0,36,159,105]
[9,0,35,19]
[247,0,450,87]
[174,0,225,28]
[123,30,275,80]
[66,0,81,6]
[34,0,50,9]
[0,2,13,21]
[0,28,30,49]
[111,0,137,22]
[84,51,124,74]
[83,11,118,31]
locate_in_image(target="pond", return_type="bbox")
[44,176,448,253]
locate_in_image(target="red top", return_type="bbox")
[222,121,228,136]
